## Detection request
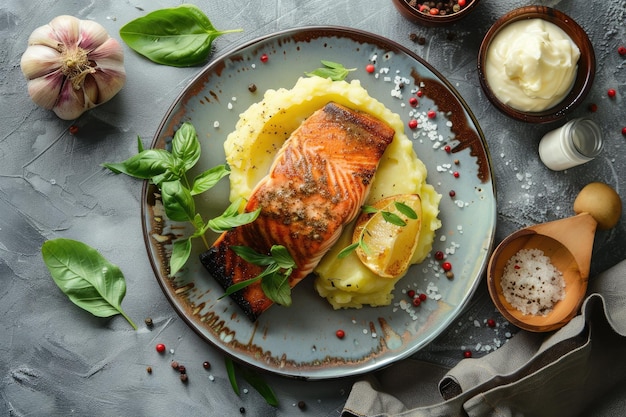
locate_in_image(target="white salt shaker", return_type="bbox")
[538,118,603,171]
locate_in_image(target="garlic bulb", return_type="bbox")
[20,15,126,120]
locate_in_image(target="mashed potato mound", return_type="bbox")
[225,76,441,309]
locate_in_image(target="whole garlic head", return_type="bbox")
[20,15,126,120]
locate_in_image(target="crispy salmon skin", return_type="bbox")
[200,102,395,321]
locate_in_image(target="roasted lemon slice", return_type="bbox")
[353,194,422,279]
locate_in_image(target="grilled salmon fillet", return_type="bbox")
[200,102,395,321]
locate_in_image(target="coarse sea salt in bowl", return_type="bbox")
[477,6,595,124]
[486,214,596,333]
[391,0,481,27]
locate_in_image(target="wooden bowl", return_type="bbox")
[477,6,595,123]
[391,0,481,27]
[487,214,597,332]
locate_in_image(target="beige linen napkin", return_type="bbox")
[341,259,626,417]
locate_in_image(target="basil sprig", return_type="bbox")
[103,122,259,275]
[42,238,137,330]
[225,356,278,407]
[338,202,418,258]
[305,60,356,81]
[220,245,296,307]
[119,5,243,67]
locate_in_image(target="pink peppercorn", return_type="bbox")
[419,293,427,301]
[412,297,421,307]
[409,97,418,107]
[444,145,451,153]
[487,319,496,328]
[453,171,460,178]
[260,54,269,63]
[442,262,452,272]
[336,329,345,339]
[407,289,416,298]
[427,110,436,119]
[156,343,166,353]
[408,119,418,129]
[449,190,456,197]
[463,350,472,358]
[622,127,626,136]
[608,89,616,98]
[416,90,423,97]
[618,46,626,56]
[434,251,444,260]
[365,64,375,73]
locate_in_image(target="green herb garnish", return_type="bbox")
[337,202,418,258]
[119,4,243,67]
[305,60,356,81]
[220,245,296,307]
[41,238,137,330]
[225,357,278,407]
[103,122,257,276]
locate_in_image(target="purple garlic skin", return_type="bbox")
[20,15,126,120]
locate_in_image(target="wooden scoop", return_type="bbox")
[487,213,597,332]
[488,182,621,332]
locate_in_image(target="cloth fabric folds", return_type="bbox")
[341,259,626,417]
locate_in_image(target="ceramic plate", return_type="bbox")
[142,26,496,379]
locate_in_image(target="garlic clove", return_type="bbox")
[27,72,64,110]
[76,19,111,51]
[91,67,126,105]
[20,44,62,79]
[81,76,100,109]
[48,15,81,49]
[27,24,62,50]
[54,78,88,120]
[90,37,124,62]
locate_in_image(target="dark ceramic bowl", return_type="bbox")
[391,0,481,27]
[477,6,595,124]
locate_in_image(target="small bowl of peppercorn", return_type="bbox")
[391,0,481,27]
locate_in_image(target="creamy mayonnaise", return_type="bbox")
[485,18,580,112]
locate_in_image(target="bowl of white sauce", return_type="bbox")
[477,6,595,123]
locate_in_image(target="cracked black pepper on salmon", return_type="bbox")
[200,102,395,321]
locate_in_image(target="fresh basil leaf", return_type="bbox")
[137,135,144,152]
[207,207,260,233]
[218,274,264,300]
[361,205,379,214]
[395,201,418,219]
[270,245,296,270]
[225,357,239,395]
[305,60,356,81]
[102,149,175,180]
[261,273,292,306]
[337,242,359,258]
[191,164,230,196]
[41,238,137,330]
[382,211,406,227]
[161,180,195,222]
[172,122,201,172]
[239,366,279,407]
[119,4,243,67]
[170,237,192,276]
[230,246,275,266]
